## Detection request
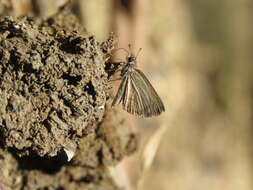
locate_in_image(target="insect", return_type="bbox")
[111,45,165,117]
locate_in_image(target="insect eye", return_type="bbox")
[128,56,135,62]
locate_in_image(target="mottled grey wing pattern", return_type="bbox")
[112,68,165,117]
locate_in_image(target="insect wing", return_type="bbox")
[123,69,165,117]
[132,69,165,117]
[111,75,128,106]
[112,74,145,116]
[123,75,144,116]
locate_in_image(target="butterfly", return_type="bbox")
[111,45,165,117]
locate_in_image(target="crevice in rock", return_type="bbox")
[62,73,82,86]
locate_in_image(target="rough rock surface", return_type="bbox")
[0,8,138,190]
[0,14,108,157]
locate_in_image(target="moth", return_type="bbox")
[111,45,165,117]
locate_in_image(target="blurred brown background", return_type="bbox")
[3,0,253,189]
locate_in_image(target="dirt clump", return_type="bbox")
[0,8,138,190]
[0,15,106,157]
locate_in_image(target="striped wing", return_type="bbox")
[112,69,165,117]
[111,74,128,106]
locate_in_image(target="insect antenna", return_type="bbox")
[128,44,142,59]
[128,44,132,51]
[136,48,142,59]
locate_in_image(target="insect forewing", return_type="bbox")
[129,69,165,117]
[111,75,128,106]
[112,68,165,117]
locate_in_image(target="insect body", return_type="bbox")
[112,48,165,117]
